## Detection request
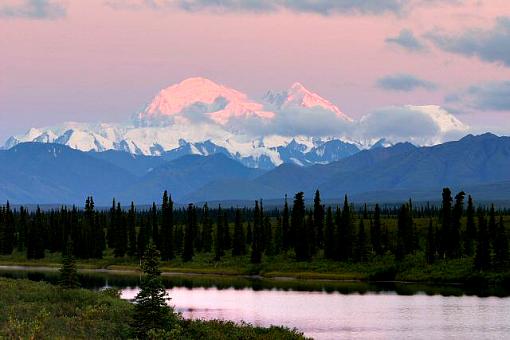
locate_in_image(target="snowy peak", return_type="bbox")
[406,105,468,133]
[137,77,274,126]
[264,82,353,122]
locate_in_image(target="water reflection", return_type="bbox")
[0,267,509,297]
[1,268,510,339]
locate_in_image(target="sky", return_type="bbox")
[1,0,510,142]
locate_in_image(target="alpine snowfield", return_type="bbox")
[3,77,469,168]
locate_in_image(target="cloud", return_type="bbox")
[0,0,66,19]
[358,105,468,144]
[106,0,407,16]
[229,106,354,137]
[426,17,510,66]
[385,29,426,51]
[446,81,510,112]
[376,73,436,92]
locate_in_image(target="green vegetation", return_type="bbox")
[0,277,306,339]
[0,189,509,287]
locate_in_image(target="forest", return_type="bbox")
[0,188,509,284]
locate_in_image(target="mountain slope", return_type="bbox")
[0,143,135,204]
[117,153,266,203]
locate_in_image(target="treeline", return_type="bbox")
[0,189,508,270]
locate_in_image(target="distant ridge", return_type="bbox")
[1,133,509,205]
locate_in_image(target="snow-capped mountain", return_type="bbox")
[2,77,469,169]
[263,82,352,122]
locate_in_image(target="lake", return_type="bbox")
[1,267,509,339]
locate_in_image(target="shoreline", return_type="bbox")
[0,264,466,287]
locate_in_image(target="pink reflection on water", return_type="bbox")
[121,287,510,340]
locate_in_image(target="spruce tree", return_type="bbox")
[356,218,367,262]
[337,195,353,261]
[182,204,195,262]
[107,198,117,249]
[137,217,148,259]
[27,207,45,259]
[273,215,283,255]
[250,200,262,264]
[439,188,453,259]
[232,209,246,256]
[151,202,159,247]
[201,204,213,253]
[263,215,274,255]
[127,202,137,257]
[59,238,80,289]
[450,191,465,258]
[16,206,28,252]
[0,201,15,255]
[371,204,382,255]
[133,243,174,338]
[425,219,436,264]
[114,203,127,257]
[396,204,412,261]
[493,215,509,268]
[324,206,335,259]
[160,191,174,261]
[282,195,290,250]
[246,221,253,246]
[474,209,491,271]
[292,192,309,261]
[214,205,224,261]
[488,204,497,250]
[313,190,324,249]
[223,210,231,250]
[464,195,476,256]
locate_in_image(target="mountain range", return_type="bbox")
[2,77,468,169]
[1,133,509,205]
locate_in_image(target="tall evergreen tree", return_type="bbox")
[127,202,137,257]
[133,243,174,338]
[182,204,195,262]
[137,217,148,259]
[475,209,491,271]
[356,218,367,262]
[214,205,224,261]
[0,201,15,255]
[16,206,28,252]
[107,198,117,248]
[450,191,465,258]
[282,195,290,250]
[371,204,382,255]
[114,203,127,258]
[232,209,246,256]
[222,210,231,250]
[151,202,159,247]
[246,221,253,246]
[27,207,45,259]
[396,204,413,261]
[337,195,353,261]
[425,219,436,264]
[464,195,476,256]
[273,215,283,255]
[488,204,497,250]
[324,206,335,259]
[160,191,174,261]
[313,190,324,249]
[250,200,262,264]
[292,192,309,261]
[59,238,80,289]
[201,204,213,253]
[439,188,453,259]
[494,215,509,268]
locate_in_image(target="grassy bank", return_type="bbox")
[1,250,509,286]
[0,277,306,339]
